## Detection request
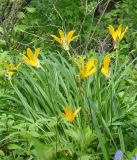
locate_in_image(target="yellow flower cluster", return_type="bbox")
[50,25,128,50]
[108,24,128,49]
[77,54,111,79]
[3,48,40,80]
[63,107,81,123]
[50,29,79,51]
[22,48,40,68]
[2,24,128,81]
[3,61,21,80]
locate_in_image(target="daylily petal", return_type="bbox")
[117,24,122,38]
[108,25,114,34]
[35,48,40,58]
[108,25,116,41]
[70,35,79,42]
[101,55,110,77]
[22,55,31,65]
[103,55,110,68]
[58,29,65,39]
[27,48,34,60]
[67,30,75,42]
[83,67,96,78]
[120,26,128,41]
[50,34,62,44]
[31,59,40,67]
[101,67,109,77]
[86,57,94,72]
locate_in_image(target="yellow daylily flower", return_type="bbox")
[63,107,81,123]
[3,61,21,80]
[80,56,97,79]
[22,48,40,67]
[101,55,111,78]
[108,24,128,49]
[50,29,79,51]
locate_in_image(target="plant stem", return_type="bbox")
[114,49,118,76]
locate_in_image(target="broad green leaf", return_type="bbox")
[26,7,36,13]
[14,25,27,32]
[0,39,6,46]
[8,144,23,150]
[0,150,5,157]
[17,12,26,19]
